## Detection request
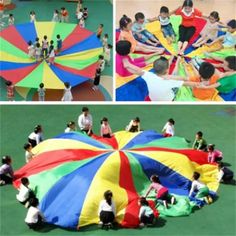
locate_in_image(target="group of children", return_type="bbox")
[116,0,236,101]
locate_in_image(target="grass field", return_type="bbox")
[0,104,236,236]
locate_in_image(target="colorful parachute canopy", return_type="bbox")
[0,22,103,89]
[13,130,219,229]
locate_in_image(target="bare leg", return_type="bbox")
[207,44,224,53]
[179,41,188,55]
[177,41,183,54]
[146,39,158,47]
[193,37,207,47]
[136,44,165,54]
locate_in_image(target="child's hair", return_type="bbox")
[29,197,39,207]
[64,82,70,88]
[104,33,108,38]
[43,35,47,40]
[84,7,88,11]
[61,7,65,10]
[107,44,113,49]
[150,175,161,183]
[225,56,236,71]
[50,40,54,45]
[34,125,42,133]
[28,40,32,46]
[207,144,215,151]
[168,118,175,125]
[153,57,169,75]
[227,19,236,29]
[9,13,13,17]
[182,0,193,8]
[199,62,215,80]
[36,43,40,48]
[196,131,203,137]
[160,6,169,14]
[116,40,132,56]
[139,197,149,206]
[100,24,104,27]
[2,155,11,164]
[67,121,75,127]
[5,80,12,86]
[119,15,132,29]
[134,12,145,21]
[101,117,108,124]
[39,83,44,88]
[30,11,35,15]
[104,190,113,206]
[82,106,89,112]
[134,117,140,122]
[35,37,39,42]
[56,34,61,39]
[209,11,220,22]
[193,171,200,180]
[24,143,32,150]
[55,9,59,14]
[21,177,29,186]
[99,55,104,60]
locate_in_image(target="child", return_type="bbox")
[100,117,113,138]
[119,15,165,54]
[102,34,109,49]
[92,67,101,91]
[30,11,36,22]
[162,118,175,137]
[28,125,43,148]
[207,19,236,51]
[192,131,207,151]
[186,61,220,101]
[48,45,55,65]
[35,43,41,62]
[76,9,83,23]
[65,121,76,133]
[83,7,88,20]
[192,11,222,48]
[132,12,160,47]
[189,172,212,204]
[97,24,104,39]
[144,175,175,208]
[78,107,93,135]
[104,44,112,66]
[8,13,14,25]
[60,7,69,23]
[16,177,36,207]
[138,197,155,228]
[38,83,46,101]
[33,37,39,48]
[25,198,44,230]
[42,35,49,58]
[56,34,62,53]
[5,80,14,101]
[218,162,234,183]
[79,17,85,28]
[116,40,160,77]
[52,9,59,22]
[126,117,140,132]
[157,6,176,44]
[0,156,14,186]
[98,190,116,228]
[61,82,73,101]
[28,41,35,59]
[24,143,34,163]
[171,0,203,55]
[98,55,105,72]
[207,144,223,163]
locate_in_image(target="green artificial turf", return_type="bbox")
[0,104,236,236]
[0,0,113,101]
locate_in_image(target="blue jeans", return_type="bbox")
[134,29,156,43]
[161,24,175,38]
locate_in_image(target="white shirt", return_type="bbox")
[25,206,43,224]
[158,16,170,26]
[189,180,206,196]
[142,71,184,101]
[162,122,174,136]
[100,124,112,136]
[49,49,55,58]
[16,184,30,202]
[28,132,41,145]
[139,205,153,218]
[77,11,83,20]
[25,151,34,163]
[98,200,116,215]
[78,114,93,130]
[218,169,224,182]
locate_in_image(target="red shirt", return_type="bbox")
[175,7,202,27]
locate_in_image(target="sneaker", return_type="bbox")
[98,221,103,228]
[0,180,5,186]
[171,196,176,205]
[139,223,145,228]
[25,201,30,208]
[204,196,210,204]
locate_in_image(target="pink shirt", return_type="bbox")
[116,54,146,77]
[208,149,223,163]
[100,124,112,136]
[146,182,164,196]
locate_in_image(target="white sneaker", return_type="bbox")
[139,223,145,228]
[0,180,5,186]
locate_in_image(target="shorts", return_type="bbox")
[134,30,156,43]
[100,211,115,224]
[161,24,175,38]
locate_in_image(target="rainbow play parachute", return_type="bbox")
[13,131,219,229]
